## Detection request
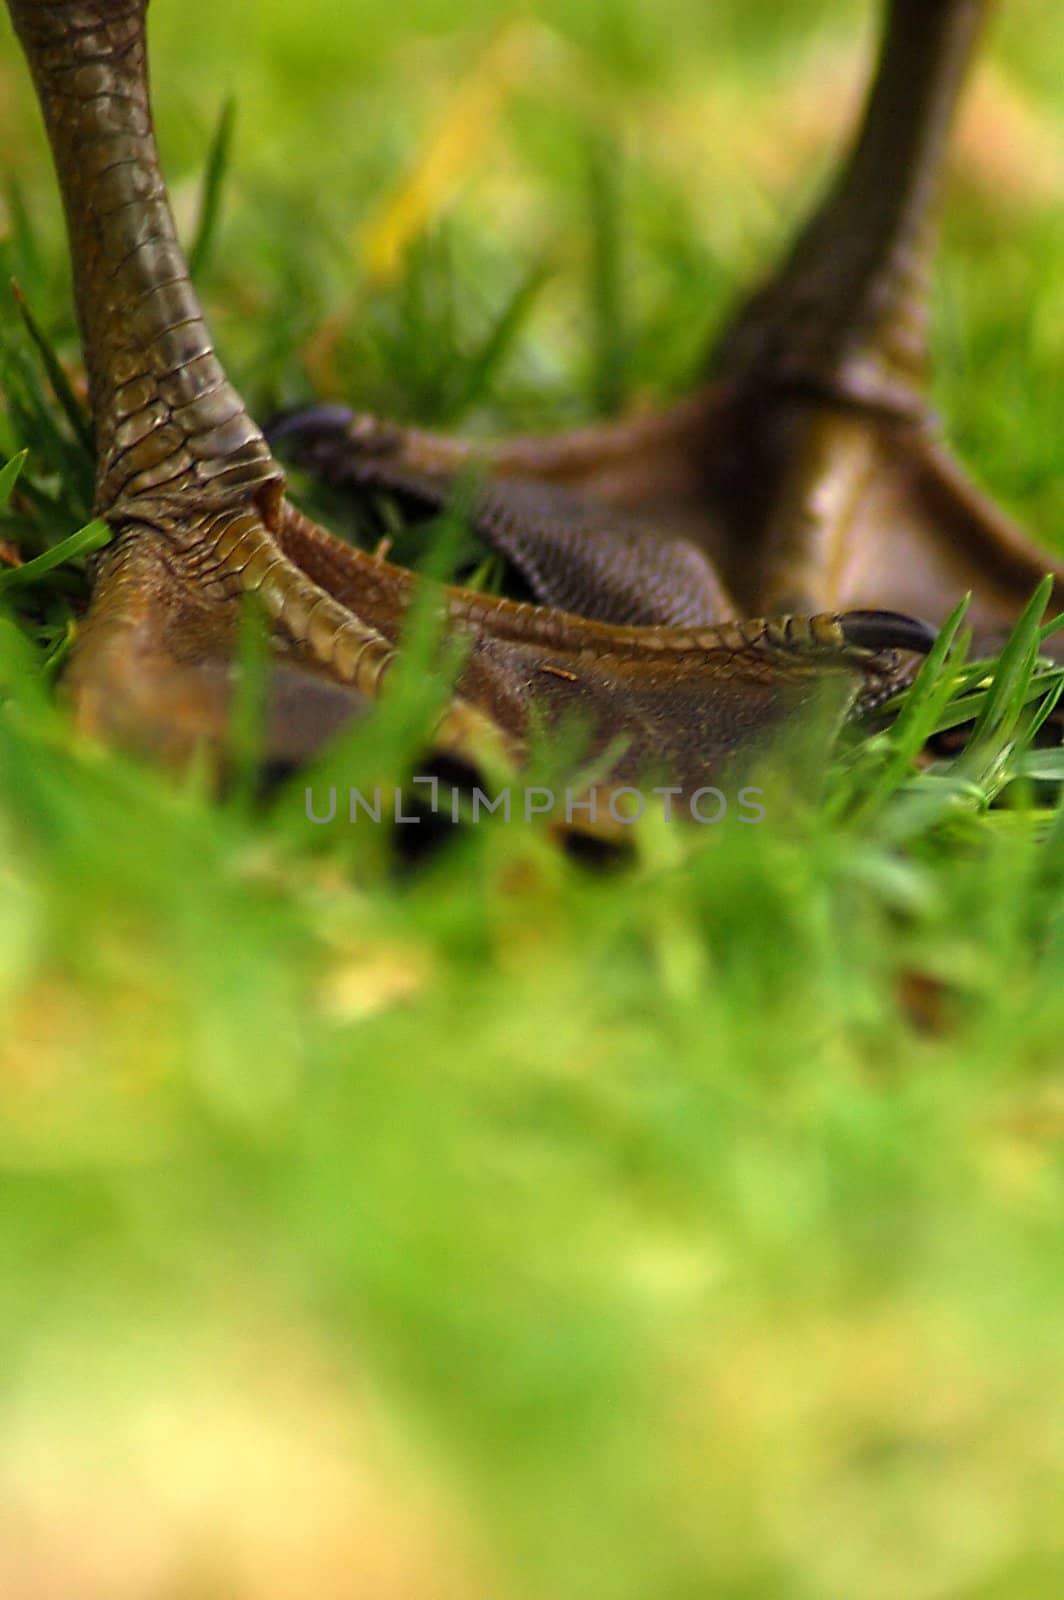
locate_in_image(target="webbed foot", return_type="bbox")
[5,0,965,807]
[274,0,1061,668]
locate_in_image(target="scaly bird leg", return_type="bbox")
[278,0,1062,652]
[5,0,930,796]
[705,0,1064,637]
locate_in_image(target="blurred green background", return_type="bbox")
[1,4,1063,1598]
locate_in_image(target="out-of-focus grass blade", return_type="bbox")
[461,553,506,595]
[3,381,91,518]
[447,260,551,421]
[2,294,95,522]
[271,494,479,852]
[1018,748,1064,782]
[11,281,94,458]
[189,96,236,281]
[40,615,78,680]
[874,770,991,845]
[1,180,43,292]
[0,516,110,594]
[587,133,627,416]
[0,607,52,711]
[0,448,28,510]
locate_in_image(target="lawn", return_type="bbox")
[1,2,1064,1596]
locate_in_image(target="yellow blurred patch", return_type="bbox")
[317,937,431,1023]
[360,19,544,286]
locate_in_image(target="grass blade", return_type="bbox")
[0,448,28,509]
[843,595,970,824]
[956,575,1052,785]
[189,96,236,281]
[11,281,95,457]
[1039,608,1064,646]
[884,595,971,754]
[447,260,551,421]
[0,516,110,594]
[1018,747,1064,782]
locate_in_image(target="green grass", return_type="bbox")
[2,2,1064,1597]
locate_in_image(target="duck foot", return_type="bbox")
[269,0,1062,665]
[7,0,1053,812]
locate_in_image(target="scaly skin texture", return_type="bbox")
[6,0,1056,794]
[7,0,423,760]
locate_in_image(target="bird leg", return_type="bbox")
[5,0,934,796]
[280,0,1062,653]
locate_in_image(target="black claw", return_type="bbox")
[263,403,356,446]
[839,609,937,656]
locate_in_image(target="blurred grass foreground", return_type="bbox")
[1,2,1064,1597]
